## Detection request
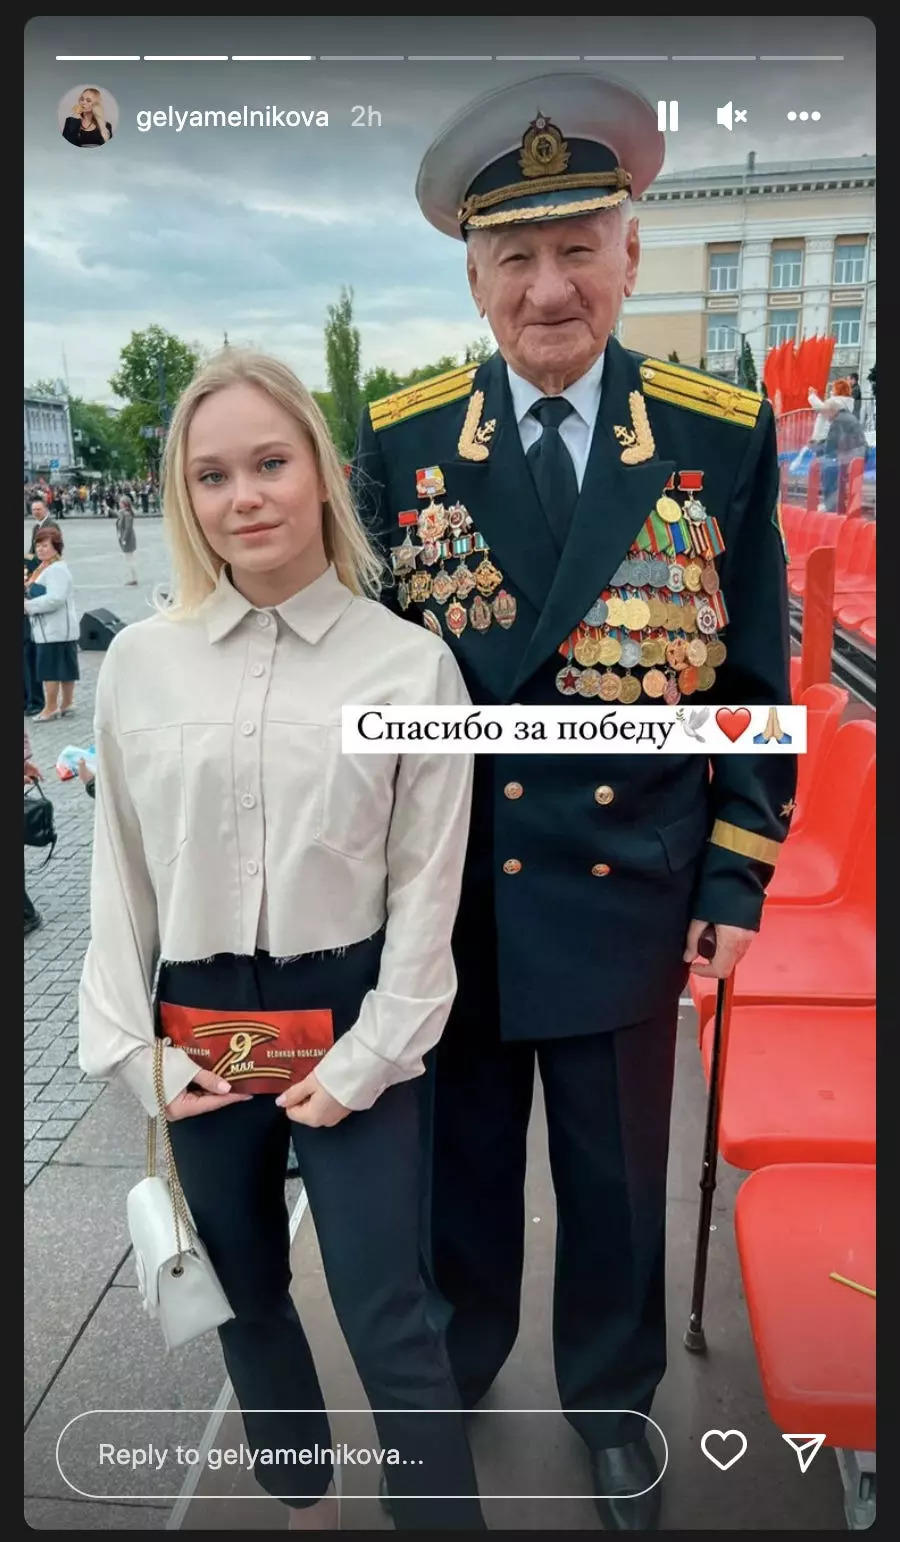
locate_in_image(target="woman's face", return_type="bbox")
[78,92,98,117]
[35,536,56,562]
[185,381,328,592]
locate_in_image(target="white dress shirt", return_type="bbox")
[508,353,605,490]
[78,564,474,1117]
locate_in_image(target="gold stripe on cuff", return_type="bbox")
[710,819,781,866]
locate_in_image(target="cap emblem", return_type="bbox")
[519,114,571,178]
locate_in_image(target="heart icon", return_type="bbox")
[700,1429,749,1471]
[715,707,751,743]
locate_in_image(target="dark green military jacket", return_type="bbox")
[354,338,796,1041]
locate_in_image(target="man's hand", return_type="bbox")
[276,1072,351,1128]
[684,919,755,979]
[166,1066,253,1120]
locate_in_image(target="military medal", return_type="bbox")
[392,531,418,574]
[418,500,448,542]
[623,596,650,631]
[647,596,668,629]
[397,509,418,527]
[700,563,720,595]
[452,561,476,599]
[679,665,699,696]
[446,601,467,636]
[598,670,621,702]
[706,638,727,668]
[583,597,609,627]
[666,638,688,670]
[656,494,682,525]
[416,466,445,499]
[492,590,517,629]
[577,668,603,699]
[470,593,492,631]
[648,558,670,589]
[609,560,631,587]
[619,673,641,705]
[683,560,703,592]
[420,539,441,567]
[668,562,685,593]
[397,579,411,612]
[696,603,718,636]
[630,557,652,587]
[696,664,716,691]
[686,638,708,667]
[473,555,503,596]
[574,632,603,667]
[431,569,456,605]
[640,637,660,668]
[556,665,581,695]
[605,595,627,628]
[663,675,681,705]
[619,636,641,669]
[642,668,666,699]
[447,501,473,533]
[597,634,622,666]
[422,608,442,637]
[409,570,432,602]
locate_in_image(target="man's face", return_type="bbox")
[31,501,47,521]
[466,209,640,390]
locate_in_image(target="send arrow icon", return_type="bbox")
[782,1434,827,1473]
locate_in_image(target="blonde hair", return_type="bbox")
[158,349,383,616]
[74,86,103,120]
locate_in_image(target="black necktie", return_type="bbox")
[525,397,579,550]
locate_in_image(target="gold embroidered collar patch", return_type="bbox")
[613,391,656,464]
[457,390,496,461]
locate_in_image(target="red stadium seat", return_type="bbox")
[836,596,876,632]
[691,804,874,1030]
[788,515,845,597]
[834,517,873,587]
[860,618,876,649]
[789,655,802,701]
[790,682,848,836]
[735,1164,875,1451]
[767,720,875,900]
[700,1004,874,1167]
[833,522,876,604]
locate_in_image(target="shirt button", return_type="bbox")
[591,863,612,877]
[241,721,255,736]
[256,613,271,628]
[241,793,256,809]
[503,859,522,875]
[246,859,259,876]
[594,785,615,806]
[251,663,265,678]
[504,781,524,800]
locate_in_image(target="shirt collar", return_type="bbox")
[204,563,354,644]
[507,351,606,431]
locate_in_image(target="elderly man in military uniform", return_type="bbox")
[354,73,795,1530]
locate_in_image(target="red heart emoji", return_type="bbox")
[716,707,751,742]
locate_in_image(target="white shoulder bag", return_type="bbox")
[127,1037,235,1350]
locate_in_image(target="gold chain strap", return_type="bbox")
[150,1037,194,1272]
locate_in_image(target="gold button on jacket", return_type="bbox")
[594,785,615,806]
[504,781,524,800]
[591,862,611,877]
[503,858,523,875]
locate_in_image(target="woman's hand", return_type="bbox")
[24,760,42,783]
[165,1066,253,1120]
[276,1072,351,1128]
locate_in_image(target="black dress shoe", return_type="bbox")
[589,1437,662,1530]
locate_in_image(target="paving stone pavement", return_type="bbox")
[24,517,172,1183]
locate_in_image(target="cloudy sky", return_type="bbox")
[25,15,874,406]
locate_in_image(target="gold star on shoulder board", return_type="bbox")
[780,799,796,818]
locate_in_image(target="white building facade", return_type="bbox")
[24,391,76,481]
[619,155,875,393]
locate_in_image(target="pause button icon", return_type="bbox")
[657,100,679,131]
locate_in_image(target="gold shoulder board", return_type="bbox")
[369,364,478,431]
[640,358,763,429]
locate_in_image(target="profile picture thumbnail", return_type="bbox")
[58,84,119,149]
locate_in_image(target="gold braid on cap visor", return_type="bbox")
[458,167,632,228]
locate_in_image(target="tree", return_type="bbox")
[463,336,495,364]
[109,324,201,474]
[362,366,403,406]
[324,287,362,459]
[738,336,758,391]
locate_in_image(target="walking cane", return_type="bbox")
[684,924,736,1354]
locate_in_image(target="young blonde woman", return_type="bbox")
[78,350,483,1531]
[62,86,112,147]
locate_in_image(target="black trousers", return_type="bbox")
[158,947,484,1531]
[425,1007,679,1452]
